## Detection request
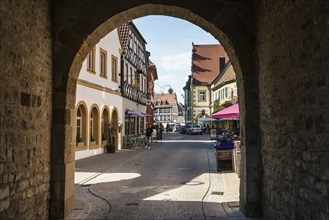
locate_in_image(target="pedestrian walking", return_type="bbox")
[145,125,153,149]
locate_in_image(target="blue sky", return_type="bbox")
[133,16,219,103]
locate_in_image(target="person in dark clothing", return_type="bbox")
[145,125,153,149]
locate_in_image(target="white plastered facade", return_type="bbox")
[192,85,211,125]
[75,29,123,160]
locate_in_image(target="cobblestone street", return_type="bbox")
[66,133,245,220]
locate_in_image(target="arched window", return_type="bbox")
[90,106,99,146]
[77,107,82,138]
[101,108,109,144]
[76,103,87,147]
[90,111,94,140]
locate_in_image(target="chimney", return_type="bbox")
[219,56,225,74]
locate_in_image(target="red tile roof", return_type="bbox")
[191,44,229,85]
[153,93,177,108]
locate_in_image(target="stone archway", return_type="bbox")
[2,1,329,219]
[51,1,260,218]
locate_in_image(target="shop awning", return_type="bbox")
[126,110,153,117]
[140,113,153,117]
[211,103,239,119]
[126,110,142,117]
[198,117,218,122]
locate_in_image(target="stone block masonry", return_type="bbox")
[0,0,329,219]
[0,0,52,219]
[257,0,329,219]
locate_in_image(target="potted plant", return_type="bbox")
[106,143,115,153]
[90,135,96,145]
[76,134,84,146]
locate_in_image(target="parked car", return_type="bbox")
[166,123,175,132]
[174,123,182,132]
[180,125,188,134]
[187,125,203,135]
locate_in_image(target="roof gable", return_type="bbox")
[153,93,177,108]
[212,62,236,89]
[191,44,229,85]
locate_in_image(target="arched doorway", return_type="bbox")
[111,108,119,150]
[51,2,260,218]
[101,107,110,146]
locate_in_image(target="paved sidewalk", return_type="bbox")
[66,141,248,220]
[67,148,146,220]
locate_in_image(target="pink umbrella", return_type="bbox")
[211,103,240,119]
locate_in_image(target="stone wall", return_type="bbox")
[0,1,52,219]
[1,0,328,219]
[50,1,260,217]
[257,0,329,219]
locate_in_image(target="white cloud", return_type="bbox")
[158,52,191,71]
[154,71,191,103]
[152,52,192,103]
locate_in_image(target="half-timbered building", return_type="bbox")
[118,21,149,138]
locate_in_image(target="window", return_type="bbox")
[111,55,118,82]
[125,114,129,135]
[129,67,133,84]
[87,47,95,72]
[90,111,94,140]
[76,104,87,147]
[77,107,82,138]
[124,63,128,82]
[131,117,136,135]
[140,117,144,134]
[198,90,206,102]
[100,48,107,77]
[101,109,109,142]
